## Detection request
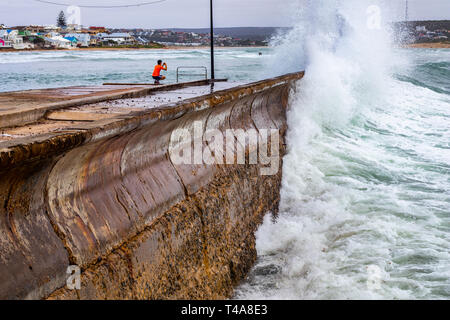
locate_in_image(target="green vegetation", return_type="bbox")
[57,11,67,29]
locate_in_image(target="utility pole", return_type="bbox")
[210,0,215,80]
[405,0,409,23]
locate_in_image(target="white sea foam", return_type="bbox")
[0,48,265,65]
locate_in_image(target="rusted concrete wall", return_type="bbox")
[0,72,303,300]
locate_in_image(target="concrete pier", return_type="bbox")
[0,72,303,300]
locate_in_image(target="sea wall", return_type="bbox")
[0,72,303,300]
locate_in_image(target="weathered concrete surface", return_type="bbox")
[0,80,212,129]
[0,82,239,143]
[0,72,303,300]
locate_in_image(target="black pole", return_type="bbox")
[210,0,215,80]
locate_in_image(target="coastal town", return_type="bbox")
[405,20,450,43]
[0,11,268,51]
[413,25,449,42]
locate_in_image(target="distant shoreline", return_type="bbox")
[0,45,269,53]
[405,42,450,49]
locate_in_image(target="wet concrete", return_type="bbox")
[0,80,211,129]
[0,81,238,142]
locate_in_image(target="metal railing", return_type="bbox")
[176,66,208,83]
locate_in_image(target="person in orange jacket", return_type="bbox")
[152,60,167,84]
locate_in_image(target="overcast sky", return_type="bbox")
[1,0,449,28]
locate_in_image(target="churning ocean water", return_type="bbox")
[235,0,450,300]
[0,47,270,92]
[1,0,448,301]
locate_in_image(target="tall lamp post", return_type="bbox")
[405,0,409,22]
[210,0,215,80]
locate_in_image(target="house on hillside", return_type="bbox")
[416,26,427,32]
[0,30,25,49]
[45,36,74,49]
[24,25,47,34]
[135,36,149,44]
[18,30,32,37]
[97,32,135,45]
[44,25,60,33]
[64,36,78,46]
[45,31,60,38]
[0,30,12,48]
[89,27,107,35]
[67,24,82,32]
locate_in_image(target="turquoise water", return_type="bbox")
[1,23,449,299]
[0,48,270,92]
[236,47,450,299]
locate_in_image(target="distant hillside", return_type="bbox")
[167,27,291,41]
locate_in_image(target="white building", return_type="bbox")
[97,33,135,45]
[416,26,427,32]
[45,36,74,49]
[46,31,60,38]
[44,25,60,31]
[0,30,13,48]
[135,36,149,44]
[67,24,82,31]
